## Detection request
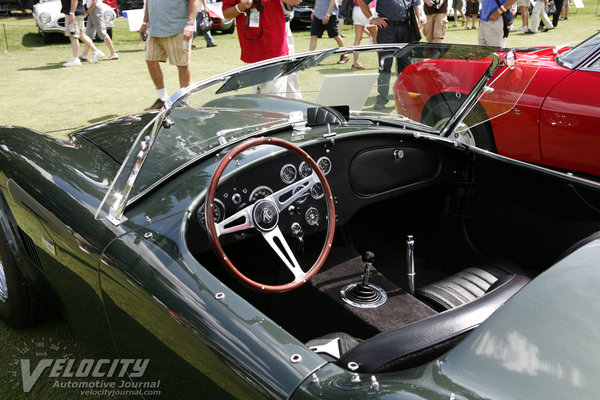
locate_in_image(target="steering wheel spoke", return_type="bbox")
[262,227,305,281]
[270,174,319,212]
[216,206,254,236]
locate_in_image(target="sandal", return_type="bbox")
[351,63,366,70]
[337,54,349,64]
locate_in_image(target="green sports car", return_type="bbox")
[2,42,600,399]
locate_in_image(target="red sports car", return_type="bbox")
[394,32,600,179]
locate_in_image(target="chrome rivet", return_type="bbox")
[143,232,153,239]
[215,292,225,300]
[348,361,359,371]
[290,354,302,364]
[145,216,152,223]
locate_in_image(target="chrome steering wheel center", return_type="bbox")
[252,199,279,232]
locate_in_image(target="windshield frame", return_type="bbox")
[97,43,507,225]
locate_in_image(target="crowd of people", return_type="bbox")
[60,0,571,110]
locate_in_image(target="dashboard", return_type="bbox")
[190,135,452,252]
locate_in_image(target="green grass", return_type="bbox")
[0,4,599,398]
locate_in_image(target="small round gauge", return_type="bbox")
[197,199,225,230]
[299,161,313,178]
[280,163,297,184]
[249,185,274,202]
[305,207,320,226]
[310,183,324,199]
[317,157,332,175]
[293,186,309,204]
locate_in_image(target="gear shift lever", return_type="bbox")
[340,251,387,308]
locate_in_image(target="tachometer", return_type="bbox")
[197,199,225,230]
[249,185,273,202]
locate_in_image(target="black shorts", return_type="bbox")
[466,1,479,16]
[310,15,340,38]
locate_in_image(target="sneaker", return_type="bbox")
[543,26,555,32]
[465,26,470,30]
[79,55,88,61]
[516,25,528,31]
[144,99,165,111]
[207,42,218,47]
[90,50,105,64]
[63,57,82,67]
[524,29,536,34]
[452,22,458,27]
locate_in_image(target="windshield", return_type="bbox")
[557,31,600,69]
[97,42,539,223]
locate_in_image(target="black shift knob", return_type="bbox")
[362,251,375,264]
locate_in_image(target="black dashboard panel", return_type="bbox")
[191,134,452,252]
[349,146,441,196]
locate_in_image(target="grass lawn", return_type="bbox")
[0,3,599,398]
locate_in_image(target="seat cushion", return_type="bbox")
[416,260,527,312]
[416,267,498,311]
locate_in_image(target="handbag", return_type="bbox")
[197,11,214,35]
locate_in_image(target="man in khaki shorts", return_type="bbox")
[140,0,199,111]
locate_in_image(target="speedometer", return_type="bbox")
[249,185,273,202]
[197,199,225,230]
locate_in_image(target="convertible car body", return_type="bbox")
[2,43,600,398]
[394,32,600,180]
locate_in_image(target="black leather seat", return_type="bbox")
[415,260,527,311]
[308,269,530,373]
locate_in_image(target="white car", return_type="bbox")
[33,0,116,44]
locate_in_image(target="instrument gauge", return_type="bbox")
[197,199,225,230]
[299,161,313,178]
[249,185,273,202]
[280,163,297,184]
[305,207,320,226]
[317,157,332,175]
[310,183,324,199]
[293,186,309,204]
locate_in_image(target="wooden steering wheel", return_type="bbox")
[205,137,336,292]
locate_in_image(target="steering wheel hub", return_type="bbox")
[253,199,279,232]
